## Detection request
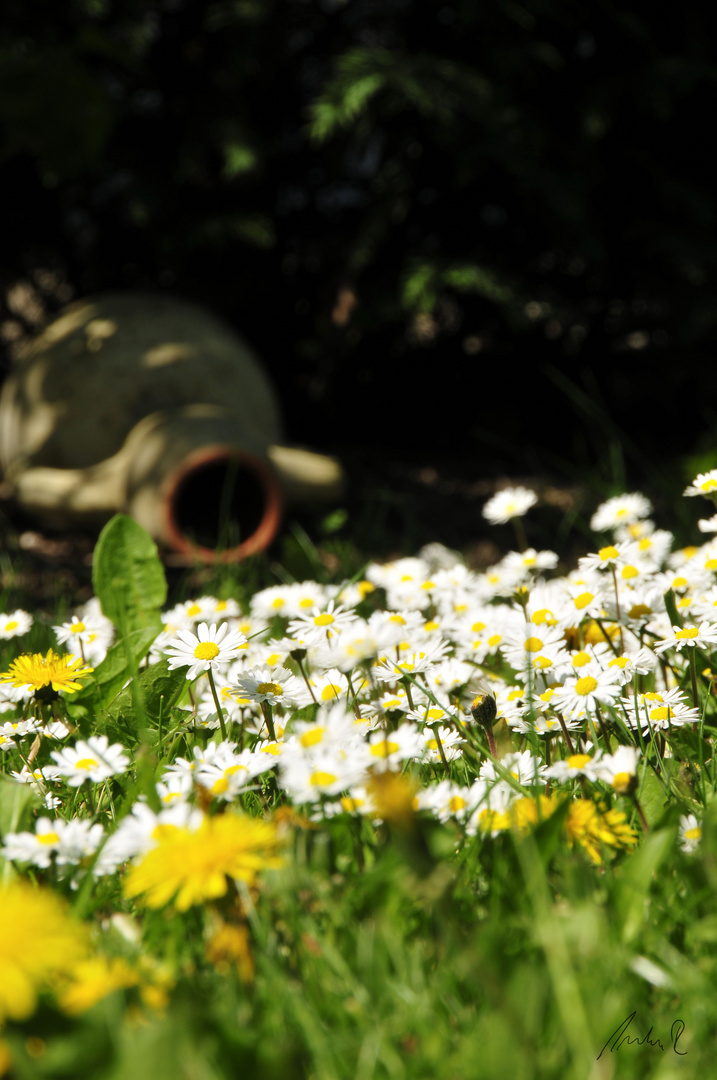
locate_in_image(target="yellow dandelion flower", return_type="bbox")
[565,799,638,864]
[366,771,418,831]
[57,956,140,1016]
[206,919,254,982]
[0,882,88,1023]
[123,813,283,912]
[0,649,94,696]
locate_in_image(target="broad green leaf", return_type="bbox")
[0,774,39,838]
[67,625,161,714]
[107,659,187,727]
[93,514,166,635]
[613,827,675,943]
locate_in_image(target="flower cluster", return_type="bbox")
[2,469,717,1039]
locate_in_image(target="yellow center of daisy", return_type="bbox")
[314,613,334,627]
[700,479,717,492]
[194,642,220,660]
[310,771,337,787]
[609,656,630,669]
[75,758,98,771]
[672,577,688,589]
[644,692,663,701]
[5,620,18,631]
[649,707,671,721]
[370,740,399,757]
[599,546,619,560]
[575,676,598,696]
[685,826,702,839]
[675,627,699,640]
[448,796,466,812]
[186,604,201,617]
[70,622,86,633]
[271,597,285,609]
[298,597,314,608]
[300,728,324,747]
[488,634,502,647]
[533,655,553,669]
[574,592,594,610]
[572,651,591,668]
[531,609,555,625]
[567,754,592,769]
[612,772,632,792]
[256,682,283,696]
[629,604,651,619]
[471,620,486,632]
[621,565,639,579]
[341,796,364,811]
[321,684,341,701]
[524,636,543,652]
[37,832,59,845]
[426,708,445,721]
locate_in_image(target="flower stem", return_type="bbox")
[689,648,700,714]
[207,667,228,741]
[632,794,650,833]
[431,723,450,775]
[296,655,317,704]
[556,711,575,755]
[260,700,277,742]
[512,515,528,553]
[609,565,625,654]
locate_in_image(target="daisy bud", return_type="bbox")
[470,684,497,728]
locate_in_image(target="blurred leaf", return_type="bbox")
[613,827,675,943]
[93,515,166,637]
[0,774,39,838]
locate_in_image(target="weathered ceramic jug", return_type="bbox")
[0,293,343,562]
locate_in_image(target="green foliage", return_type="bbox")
[105,659,187,731]
[93,515,166,638]
[0,773,38,839]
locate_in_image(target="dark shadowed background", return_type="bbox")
[2,0,717,566]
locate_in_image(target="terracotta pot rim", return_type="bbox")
[163,446,282,563]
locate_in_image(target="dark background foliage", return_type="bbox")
[2,0,717,497]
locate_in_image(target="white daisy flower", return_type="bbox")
[482,486,538,524]
[625,689,699,732]
[50,735,130,786]
[579,543,629,573]
[679,813,702,853]
[233,665,303,707]
[654,621,717,654]
[684,470,717,498]
[544,751,604,783]
[595,745,641,792]
[0,610,33,639]
[286,600,357,645]
[698,515,717,534]
[590,493,653,532]
[164,622,248,679]
[553,669,621,718]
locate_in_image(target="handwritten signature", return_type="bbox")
[597,1012,687,1059]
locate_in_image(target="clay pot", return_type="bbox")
[0,293,343,561]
